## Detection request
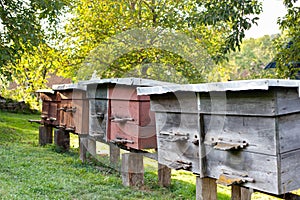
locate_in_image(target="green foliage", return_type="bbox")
[0,44,64,110]
[64,0,263,83]
[210,35,277,82]
[272,0,300,78]
[0,0,70,76]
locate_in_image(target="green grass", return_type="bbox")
[0,110,285,199]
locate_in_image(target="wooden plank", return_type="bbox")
[150,92,198,113]
[203,114,277,155]
[71,99,89,134]
[204,145,279,194]
[109,84,149,101]
[79,135,88,162]
[241,187,253,200]
[231,185,241,200]
[87,84,108,99]
[231,186,252,200]
[39,125,53,145]
[276,87,300,115]
[54,129,70,151]
[278,113,300,153]
[87,138,96,157]
[89,99,107,141]
[110,100,154,126]
[198,90,276,116]
[280,148,300,194]
[158,163,171,187]
[109,143,120,169]
[156,112,200,173]
[121,153,144,187]
[196,177,217,200]
[108,122,156,150]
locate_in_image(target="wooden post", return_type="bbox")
[109,143,120,169]
[39,125,53,145]
[158,163,171,187]
[79,134,88,162]
[241,187,253,200]
[196,177,217,200]
[121,153,144,187]
[87,137,96,157]
[54,129,70,151]
[231,185,241,200]
[231,186,253,200]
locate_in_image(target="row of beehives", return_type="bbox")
[39,78,300,196]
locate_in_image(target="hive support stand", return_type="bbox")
[196,177,217,200]
[121,153,144,187]
[54,129,70,151]
[158,163,171,187]
[109,143,120,169]
[231,185,252,200]
[39,125,53,145]
[79,134,97,162]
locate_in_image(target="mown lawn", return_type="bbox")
[0,110,285,199]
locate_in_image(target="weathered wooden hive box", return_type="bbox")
[83,78,169,150]
[37,89,61,127]
[137,88,200,173]
[138,79,300,195]
[52,84,89,134]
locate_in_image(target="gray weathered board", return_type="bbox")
[137,79,300,195]
[86,83,109,142]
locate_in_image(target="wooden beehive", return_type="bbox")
[37,89,61,127]
[52,84,89,134]
[138,79,300,195]
[83,78,169,150]
[149,91,200,173]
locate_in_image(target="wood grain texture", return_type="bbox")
[198,90,276,116]
[54,129,70,151]
[150,92,198,113]
[156,112,200,173]
[109,143,120,169]
[278,113,300,153]
[204,145,279,194]
[158,163,171,187]
[121,153,144,187]
[203,114,277,155]
[39,125,53,145]
[89,99,108,142]
[196,177,217,200]
[280,149,300,194]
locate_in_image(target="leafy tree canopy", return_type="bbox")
[0,0,70,77]
[273,0,300,78]
[64,0,262,82]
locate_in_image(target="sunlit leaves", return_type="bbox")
[0,0,69,75]
[65,0,262,83]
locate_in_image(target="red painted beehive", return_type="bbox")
[83,78,169,150]
[52,84,89,134]
[37,89,61,127]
